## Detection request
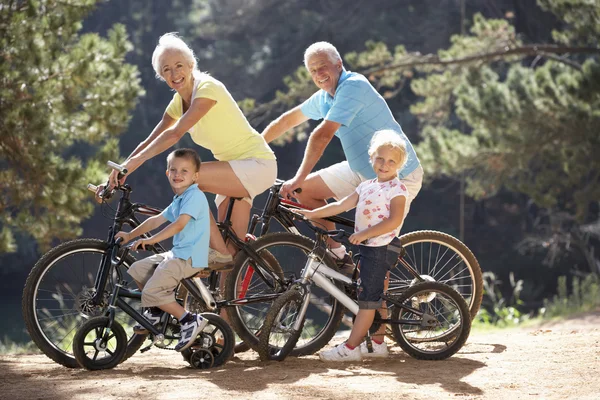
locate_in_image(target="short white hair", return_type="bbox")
[303,41,342,68]
[368,130,408,167]
[151,32,198,81]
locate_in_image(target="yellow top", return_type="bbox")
[166,73,275,161]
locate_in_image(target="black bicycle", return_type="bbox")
[71,243,234,370]
[22,163,339,367]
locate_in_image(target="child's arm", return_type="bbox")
[130,214,192,251]
[349,195,406,245]
[296,192,359,220]
[115,214,168,243]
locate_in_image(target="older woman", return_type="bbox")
[97,33,277,265]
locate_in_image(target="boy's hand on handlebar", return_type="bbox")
[114,231,132,244]
[349,232,368,245]
[131,237,153,251]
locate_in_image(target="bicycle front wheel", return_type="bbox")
[391,230,483,319]
[257,286,307,361]
[22,239,146,368]
[225,232,344,356]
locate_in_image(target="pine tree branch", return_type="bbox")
[364,45,599,74]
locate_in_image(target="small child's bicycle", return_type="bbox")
[257,220,472,362]
[71,243,235,370]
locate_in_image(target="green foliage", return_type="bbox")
[475,271,530,327]
[0,336,40,355]
[538,0,600,46]
[0,1,144,254]
[541,274,600,318]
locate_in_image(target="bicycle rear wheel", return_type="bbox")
[390,281,471,360]
[391,230,483,319]
[22,239,146,368]
[225,232,344,356]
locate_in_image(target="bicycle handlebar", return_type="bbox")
[87,161,129,201]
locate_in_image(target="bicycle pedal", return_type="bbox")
[141,334,165,352]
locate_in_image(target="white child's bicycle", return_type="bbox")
[257,219,472,362]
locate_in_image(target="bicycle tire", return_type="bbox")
[225,232,344,356]
[72,316,128,370]
[257,286,306,361]
[393,230,483,319]
[390,281,471,360]
[22,239,146,368]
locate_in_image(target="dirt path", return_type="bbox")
[1,312,599,400]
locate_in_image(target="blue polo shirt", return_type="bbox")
[300,69,420,179]
[161,185,210,268]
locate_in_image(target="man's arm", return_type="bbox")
[279,119,341,199]
[261,106,309,143]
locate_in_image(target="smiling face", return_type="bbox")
[159,49,194,93]
[371,145,403,182]
[166,156,199,195]
[306,52,343,96]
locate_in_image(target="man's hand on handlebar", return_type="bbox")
[280,176,303,200]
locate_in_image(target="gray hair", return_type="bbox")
[368,130,408,168]
[151,32,198,81]
[303,41,342,68]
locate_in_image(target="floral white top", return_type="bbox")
[354,177,409,247]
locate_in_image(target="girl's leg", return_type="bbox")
[346,309,376,348]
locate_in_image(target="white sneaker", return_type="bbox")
[175,314,209,352]
[360,339,389,359]
[208,248,233,270]
[319,342,362,362]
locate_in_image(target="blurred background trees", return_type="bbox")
[0,0,598,341]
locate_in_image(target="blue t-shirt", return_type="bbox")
[161,184,210,268]
[300,69,420,179]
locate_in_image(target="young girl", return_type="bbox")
[297,129,409,361]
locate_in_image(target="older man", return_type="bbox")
[262,41,423,267]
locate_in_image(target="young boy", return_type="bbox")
[297,130,409,361]
[115,148,210,352]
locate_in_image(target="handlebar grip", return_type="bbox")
[115,237,124,245]
[87,184,98,193]
[107,161,128,175]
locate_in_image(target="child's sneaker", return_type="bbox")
[133,307,163,335]
[175,314,208,352]
[334,253,355,276]
[360,339,389,359]
[319,342,362,362]
[208,248,233,270]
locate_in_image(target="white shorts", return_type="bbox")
[215,158,277,207]
[317,161,424,223]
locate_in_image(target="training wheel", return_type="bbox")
[189,348,215,369]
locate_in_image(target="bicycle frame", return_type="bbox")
[91,184,165,305]
[292,250,428,332]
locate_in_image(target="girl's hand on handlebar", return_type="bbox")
[349,232,368,245]
[294,209,315,220]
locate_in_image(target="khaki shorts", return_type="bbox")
[215,158,278,207]
[127,252,205,307]
[317,161,424,230]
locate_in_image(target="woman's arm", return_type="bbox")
[349,195,406,244]
[124,97,217,176]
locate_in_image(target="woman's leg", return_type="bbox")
[196,161,250,254]
[218,198,251,256]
